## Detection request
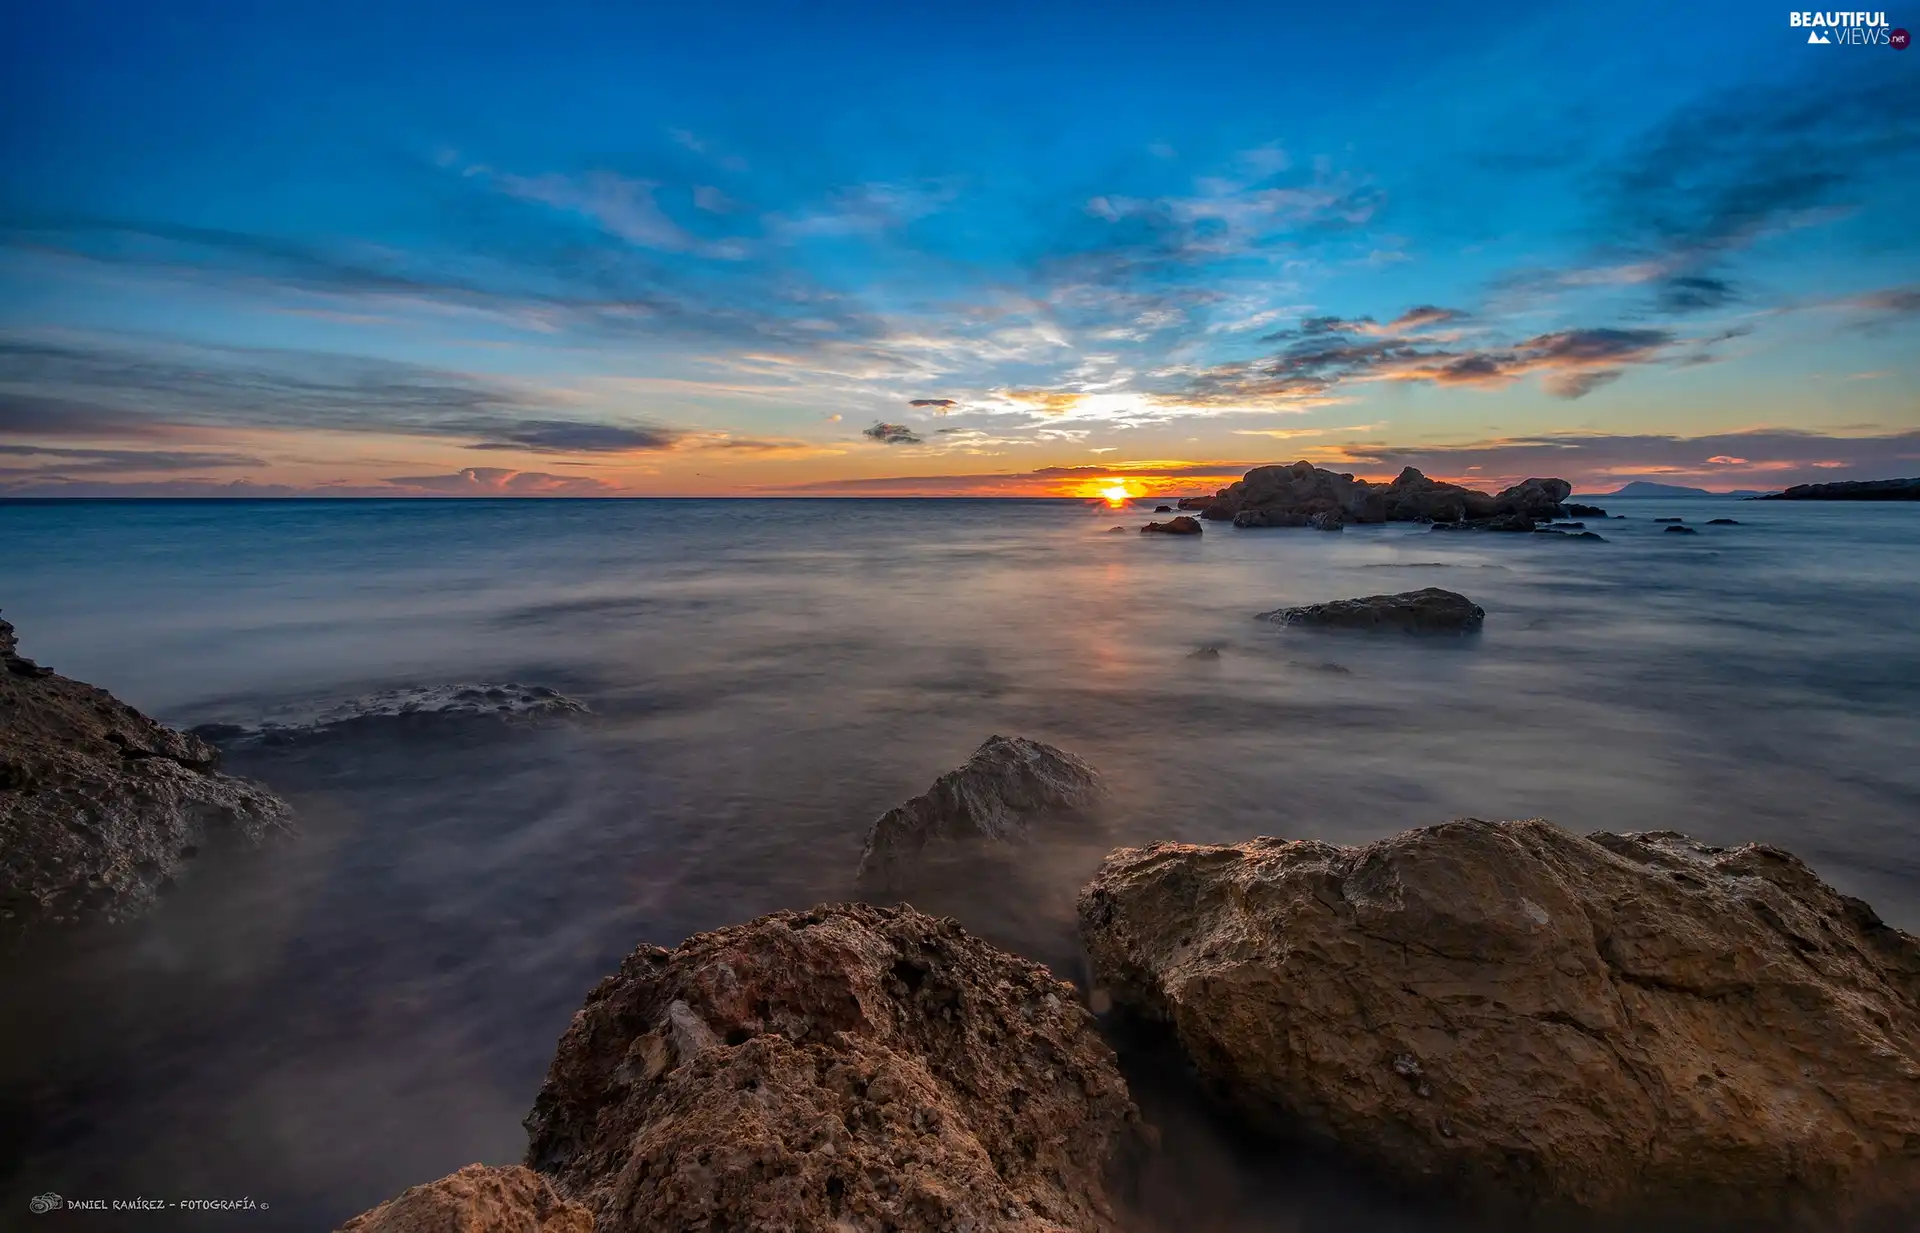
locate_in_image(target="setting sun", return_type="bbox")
[1101,483,1131,505]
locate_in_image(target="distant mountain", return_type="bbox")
[1598,481,1755,497]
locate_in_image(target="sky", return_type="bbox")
[1,0,1917,498]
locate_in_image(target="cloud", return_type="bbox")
[0,444,267,479]
[0,391,187,440]
[463,420,680,453]
[1388,305,1468,331]
[909,398,957,409]
[861,421,922,445]
[1655,275,1736,314]
[378,467,618,495]
[1178,319,1681,405]
[482,168,747,259]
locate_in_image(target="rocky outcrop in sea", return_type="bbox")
[1256,587,1486,633]
[1139,516,1203,535]
[856,735,1106,891]
[1194,461,1575,530]
[1078,818,1920,1223]
[0,613,292,935]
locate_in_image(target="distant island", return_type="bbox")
[1753,477,1920,502]
[1594,481,1769,498]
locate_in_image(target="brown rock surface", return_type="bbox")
[1140,516,1203,535]
[856,735,1106,891]
[336,1164,593,1233]
[1078,818,1920,1222]
[0,612,292,933]
[1256,587,1485,633]
[524,903,1145,1233]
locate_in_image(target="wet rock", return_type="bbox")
[337,1165,592,1233]
[1174,496,1215,510]
[1655,517,1685,524]
[1106,526,1128,533]
[1706,518,1741,525]
[1256,588,1485,634]
[1077,819,1920,1221]
[525,903,1146,1233]
[1551,522,1587,530]
[1154,505,1173,513]
[1187,646,1222,661]
[1491,477,1573,521]
[856,735,1106,891]
[1565,502,1609,518]
[1307,510,1345,532]
[1664,525,1699,535]
[1376,467,1496,523]
[1571,531,1609,542]
[1201,461,1383,525]
[1141,516,1203,535]
[0,613,293,935]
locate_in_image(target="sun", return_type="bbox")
[1101,483,1131,505]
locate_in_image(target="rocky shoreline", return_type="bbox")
[326,736,1918,1232]
[0,614,293,936]
[1753,477,1920,502]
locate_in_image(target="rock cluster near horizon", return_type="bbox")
[0,613,292,934]
[325,737,1920,1232]
[1197,461,1574,531]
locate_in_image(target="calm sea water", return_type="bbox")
[3,496,1917,1230]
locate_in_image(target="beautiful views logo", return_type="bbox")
[1789,11,1908,45]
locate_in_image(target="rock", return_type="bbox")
[1106,526,1128,533]
[1552,522,1587,530]
[337,1164,592,1233]
[1376,467,1497,523]
[856,735,1106,891]
[1197,463,1574,531]
[1655,518,1685,524]
[1307,510,1344,531]
[1201,461,1383,525]
[1255,588,1485,634]
[1664,525,1699,535]
[1483,512,1536,532]
[1565,502,1609,518]
[1706,518,1741,525]
[1491,477,1573,521]
[0,613,293,934]
[524,903,1146,1233]
[1154,505,1173,513]
[1141,517,1203,535]
[1174,496,1215,510]
[1571,531,1609,541]
[1532,528,1566,536]
[1754,477,1920,501]
[1077,818,1920,1221]
[1187,647,1222,661]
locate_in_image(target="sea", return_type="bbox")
[2,495,1916,1231]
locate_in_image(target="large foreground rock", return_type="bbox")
[1256,587,1485,634]
[337,1165,592,1232]
[524,903,1145,1232]
[0,613,292,933]
[857,735,1106,891]
[1078,818,1920,1222]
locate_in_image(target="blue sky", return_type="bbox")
[2,0,1916,496]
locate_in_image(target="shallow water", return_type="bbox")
[3,495,1917,1229]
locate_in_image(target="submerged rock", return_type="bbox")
[856,735,1106,891]
[1565,502,1609,518]
[1257,588,1485,634]
[524,903,1145,1233]
[336,1165,591,1233]
[1655,517,1685,524]
[1187,646,1222,661]
[1154,504,1173,513]
[1571,531,1609,541]
[1078,819,1920,1221]
[0,613,293,934]
[194,683,588,749]
[1665,524,1699,535]
[1141,516,1203,535]
[1706,518,1741,525]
